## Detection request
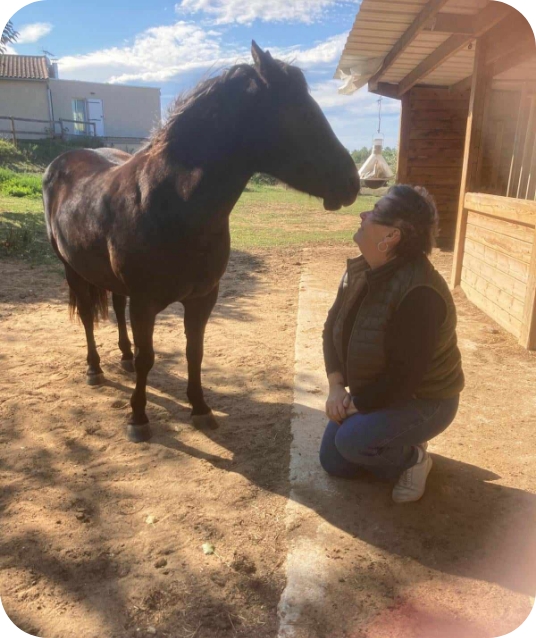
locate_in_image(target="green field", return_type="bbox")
[0,184,381,265]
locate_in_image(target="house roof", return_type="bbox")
[335,0,534,97]
[0,55,50,80]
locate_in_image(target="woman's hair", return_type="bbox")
[376,184,439,258]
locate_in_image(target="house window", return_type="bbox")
[72,99,87,135]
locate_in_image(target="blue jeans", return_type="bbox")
[319,396,459,480]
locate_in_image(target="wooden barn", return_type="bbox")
[336,0,536,349]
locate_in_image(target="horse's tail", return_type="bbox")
[68,282,109,325]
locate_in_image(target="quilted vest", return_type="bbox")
[332,254,464,399]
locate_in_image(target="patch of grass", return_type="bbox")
[0,196,55,265]
[231,185,378,248]
[0,168,42,199]
[0,139,41,172]
[0,184,380,265]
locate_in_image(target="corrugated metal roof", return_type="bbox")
[0,55,50,80]
[336,0,492,93]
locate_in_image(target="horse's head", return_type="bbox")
[248,41,360,210]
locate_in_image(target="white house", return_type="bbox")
[0,54,161,149]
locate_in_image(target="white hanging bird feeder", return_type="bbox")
[358,99,394,189]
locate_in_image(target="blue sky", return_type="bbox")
[5,0,401,150]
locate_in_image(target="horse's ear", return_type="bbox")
[251,40,282,86]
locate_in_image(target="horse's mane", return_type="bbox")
[150,59,305,152]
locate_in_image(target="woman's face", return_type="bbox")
[353,195,400,260]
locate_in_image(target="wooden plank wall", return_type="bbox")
[399,87,470,246]
[508,88,536,200]
[474,87,536,200]
[460,193,536,346]
[475,89,522,196]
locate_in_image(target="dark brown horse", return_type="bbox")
[43,42,359,443]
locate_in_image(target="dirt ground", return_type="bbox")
[1,247,535,638]
[0,248,301,638]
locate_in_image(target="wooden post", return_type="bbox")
[451,39,489,288]
[10,117,17,147]
[519,226,536,349]
[397,92,411,183]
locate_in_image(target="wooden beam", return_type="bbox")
[492,79,536,92]
[451,39,489,289]
[489,44,536,80]
[368,82,401,99]
[450,14,535,94]
[482,11,534,66]
[368,0,451,91]
[519,227,536,349]
[464,193,536,227]
[398,2,511,97]
[424,12,475,35]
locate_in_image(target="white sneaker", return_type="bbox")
[392,446,433,503]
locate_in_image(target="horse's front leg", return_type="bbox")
[183,285,219,429]
[112,293,135,372]
[127,297,157,443]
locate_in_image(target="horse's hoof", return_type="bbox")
[121,359,135,373]
[192,412,219,430]
[87,372,105,386]
[126,423,152,443]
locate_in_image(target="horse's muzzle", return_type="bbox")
[323,172,360,210]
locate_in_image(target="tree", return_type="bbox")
[382,147,398,175]
[1,21,18,54]
[351,147,370,167]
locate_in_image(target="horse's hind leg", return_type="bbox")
[126,297,157,443]
[112,293,134,372]
[64,265,106,386]
[183,285,219,430]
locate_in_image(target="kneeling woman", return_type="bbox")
[320,185,464,503]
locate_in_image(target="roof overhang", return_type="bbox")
[335,0,535,99]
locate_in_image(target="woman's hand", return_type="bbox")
[326,373,351,423]
[345,401,358,417]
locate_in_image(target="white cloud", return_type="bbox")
[16,22,53,44]
[58,22,234,84]
[175,0,358,25]
[268,34,347,69]
[57,22,349,85]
